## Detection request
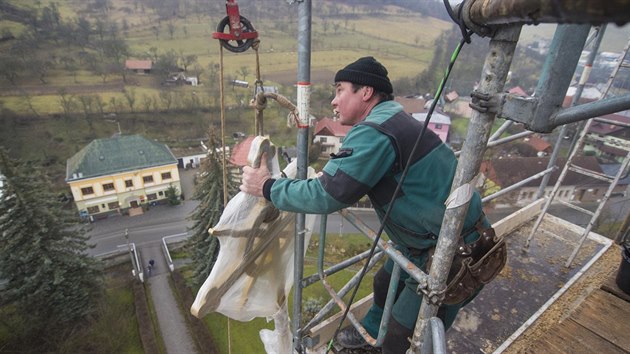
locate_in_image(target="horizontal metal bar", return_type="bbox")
[482,167,556,203]
[567,164,615,182]
[487,130,534,148]
[455,130,533,157]
[593,116,630,129]
[552,94,630,127]
[462,0,630,33]
[302,248,383,288]
[556,199,596,216]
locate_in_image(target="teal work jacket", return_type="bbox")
[266,100,484,250]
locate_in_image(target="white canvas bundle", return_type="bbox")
[191,136,315,353]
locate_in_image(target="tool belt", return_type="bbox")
[427,220,507,305]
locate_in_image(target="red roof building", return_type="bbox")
[313,118,352,156]
[524,136,552,155]
[508,86,528,97]
[125,59,153,73]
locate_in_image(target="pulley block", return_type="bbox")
[212,0,258,53]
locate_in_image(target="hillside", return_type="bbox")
[0,0,455,188]
[1,0,629,190]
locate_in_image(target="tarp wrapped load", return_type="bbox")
[191,136,315,353]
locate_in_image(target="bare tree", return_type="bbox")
[1,57,22,85]
[167,22,175,39]
[77,95,94,118]
[142,93,152,112]
[57,89,75,117]
[159,89,173,112]
[123,89,136,112]
[237,66,249,81]
[151,25,160,40]
[31,59,52,84]
[94,95,106,114]
[179,52,198,72]
[19,90,38,117]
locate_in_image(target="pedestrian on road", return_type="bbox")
[147,259,155,276]
[240,56,505,353]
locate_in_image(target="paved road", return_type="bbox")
[88,201,198,256]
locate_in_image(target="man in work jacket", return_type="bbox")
[241,56,488,353]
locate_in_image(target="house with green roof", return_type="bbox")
[66,135,181,218]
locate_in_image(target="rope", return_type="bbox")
[253,39,264,135]
[217,43,231,354]
[219,44,229,207]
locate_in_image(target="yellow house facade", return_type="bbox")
[66,135,181,218]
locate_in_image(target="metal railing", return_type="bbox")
[162,232,190,272]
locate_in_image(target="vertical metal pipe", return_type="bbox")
[410,25,522,353]
[529,25,590,132]
[317,215,327,278]
[293,0,311,351]
[535,25,604,199]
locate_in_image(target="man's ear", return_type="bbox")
[362,86,375,101]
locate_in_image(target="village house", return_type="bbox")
[479,156,623,208]
[412,111,451,143]
[394,95,426,113]
[584,112,630,163]
[524,135,552,155]
[170,145,208,169]
[394,95,452,143]
[125,59,152,74]
[312,117,352,156]
[66,135,181,219]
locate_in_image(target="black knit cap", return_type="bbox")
[334,56,393,94]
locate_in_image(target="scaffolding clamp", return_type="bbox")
[418,280,446,306]
[470,90,500,114]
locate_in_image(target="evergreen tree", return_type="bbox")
[188,129,238,286]
[165,184,181,205]
[0,148,103,336]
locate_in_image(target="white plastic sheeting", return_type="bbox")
[191,136,315,353]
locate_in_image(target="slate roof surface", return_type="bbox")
[66,135,177,181]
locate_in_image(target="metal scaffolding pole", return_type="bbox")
[293,0,311,351]
[535,25,605,199]
[410,25,522,353]
[461,0,630,32]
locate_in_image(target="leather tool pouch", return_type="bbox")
[428,224,507,305]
